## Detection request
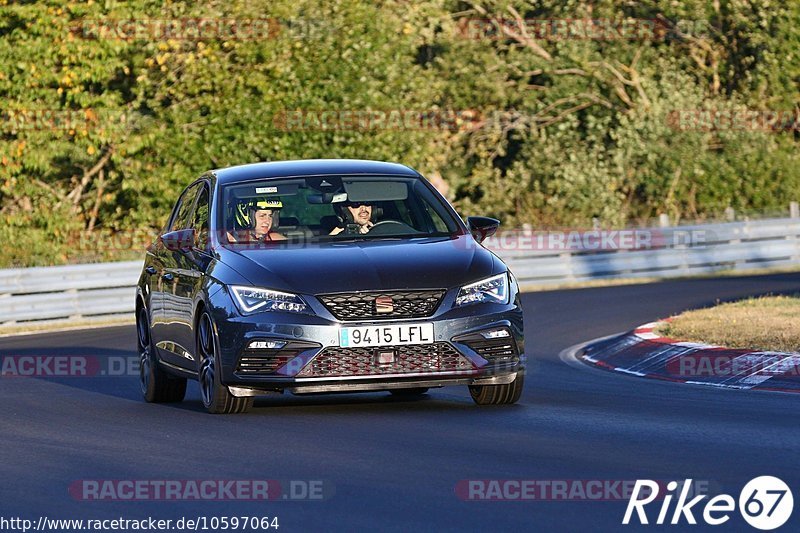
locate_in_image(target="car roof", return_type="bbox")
[211,159,420,185]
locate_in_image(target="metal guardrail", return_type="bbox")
[0,261,142,325]
[501,218,800,286]
[0,217,798,326]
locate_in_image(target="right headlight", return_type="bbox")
[230,285,310,315]
[455,273,509,307]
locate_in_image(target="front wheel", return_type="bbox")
[197,311,253,414]
[469,373,524,406]
[138,306,187,403]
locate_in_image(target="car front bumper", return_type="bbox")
[208,286,525,396]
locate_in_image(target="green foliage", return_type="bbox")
[0,0,798,266]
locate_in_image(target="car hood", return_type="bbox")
[217,235,498,295]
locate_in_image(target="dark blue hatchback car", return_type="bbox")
[136,159,524,413]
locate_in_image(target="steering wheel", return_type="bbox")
[366,220,418,236]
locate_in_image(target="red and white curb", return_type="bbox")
[573,322,800,393]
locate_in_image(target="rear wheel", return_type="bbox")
[469,373,524,406]
[390,387,429,397]
[197,311,253,414]
[138,306,187,403]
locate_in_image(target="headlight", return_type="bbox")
[455,273,509,307]
[230,286,310,314]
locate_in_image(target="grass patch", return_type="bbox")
[655,295,800,353]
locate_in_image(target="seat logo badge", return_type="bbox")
[375,296,394,314]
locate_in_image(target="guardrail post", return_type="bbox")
[725,207,735,221]
[66,288,82,321]
[731,220,748,270]
[794,234,800,263]
[658,214,670,228]
[788,205,800,262]
[560,252,575,282]
[791,231,800,264]
[672,234,691,274]
[616,247,633,277]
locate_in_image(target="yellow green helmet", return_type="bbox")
[235,197,283,228]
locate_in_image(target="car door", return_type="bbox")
[152,182,201,368]
[169,182,213,367]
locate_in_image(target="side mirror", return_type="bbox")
[161,228,196,252]
[467,216,500,244]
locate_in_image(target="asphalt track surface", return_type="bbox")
[2,272,800,532]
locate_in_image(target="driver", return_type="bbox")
[329,201,374,235]
[228,197,287,243]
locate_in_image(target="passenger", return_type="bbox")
[228,198,287,243]
[329,201,375,235]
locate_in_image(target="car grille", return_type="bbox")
[453,329,519,363]
[317,290,445,321]
[296,342,474,378]
[236,341,320,376]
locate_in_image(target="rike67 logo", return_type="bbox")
[623,476,793,530]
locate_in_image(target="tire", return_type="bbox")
[390,387,429,397]
[138,305,187,403]
[197,311,253,414]
[469,373,524,406]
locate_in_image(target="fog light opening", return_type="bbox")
[481,328,511,339]
[248,340,288,350]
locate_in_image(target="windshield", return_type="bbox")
[219,175,462,245]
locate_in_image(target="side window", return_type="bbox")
[389,199,415,227]
[421,199,449,232]
[191,185,210,250]
[169,183,200,232]
[414,180,458,233]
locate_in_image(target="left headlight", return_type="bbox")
[230,286,310,315]
[455,273,510,307]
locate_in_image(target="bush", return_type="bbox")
[1,0,797,266]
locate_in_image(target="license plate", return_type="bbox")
[339,323,434,348]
